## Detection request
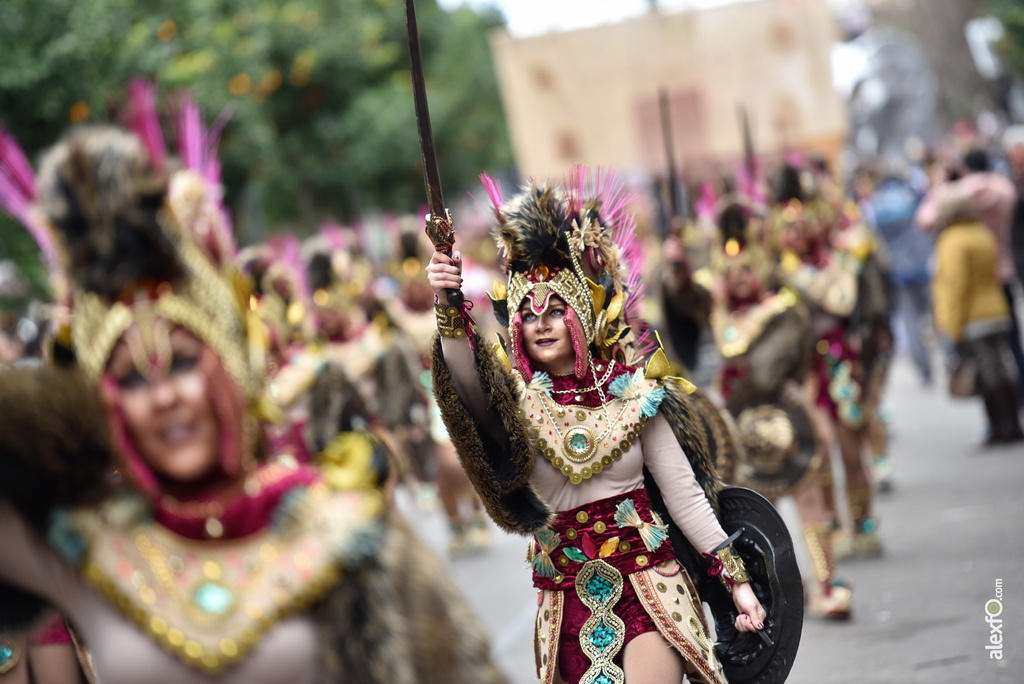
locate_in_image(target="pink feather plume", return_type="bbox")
[125,79,166,172]
[0,128,61,272]
[694,181,718,222]
[268,235,312,302]
[320,223,349,252]
[175,92,236,260]
[479,173,505,216]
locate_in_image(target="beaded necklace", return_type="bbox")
[549,362,617,398]
[535,358,629,464]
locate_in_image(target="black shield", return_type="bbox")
[701,487,803,684]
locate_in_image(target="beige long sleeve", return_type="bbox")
[439,336,507,441]
[641,414,728,555]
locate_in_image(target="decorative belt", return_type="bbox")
[529,489,675,590]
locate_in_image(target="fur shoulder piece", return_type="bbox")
[742,301,814,396]
[314,513,508,684]
[430,334,552,535]
[0,366,114,531]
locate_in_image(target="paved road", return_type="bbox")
[396,354,1023,683]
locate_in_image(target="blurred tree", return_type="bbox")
[0,0,512,244]
[990,0,1024,79]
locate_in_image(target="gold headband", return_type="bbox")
[71,208,263,401]
[507,266,598,343]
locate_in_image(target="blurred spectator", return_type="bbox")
[867,159,934,384]
[917,148,1024,399]
[930,186,1023,445]
[1003,126,1024,283]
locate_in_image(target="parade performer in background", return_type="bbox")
[704,203,851,619]
[772,168,883,560]
[0,116,505,683]
[825,188,896,497]
[428,169,766,684]
[381,226,491,554]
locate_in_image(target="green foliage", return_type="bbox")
[0,215,50,310]
[990,0,1024,79]
[0,0,511,239]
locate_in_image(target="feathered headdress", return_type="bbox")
[711,202,772,282]
[0,81,265,495]
[33,86,256,393]
[482,166,653,380]
[300,225,373,339]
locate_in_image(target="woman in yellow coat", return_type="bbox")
[931,187,1024,444]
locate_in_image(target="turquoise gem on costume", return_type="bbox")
[723,326,738,342]
[564,547,588,563]
[586,574,615,603]
[194,582,236,615]
[568,432,589,454]
[590,620,616,651]
[0,639,19,674]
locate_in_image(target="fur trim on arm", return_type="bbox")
[0,367,114,532]
[430,333,552,535]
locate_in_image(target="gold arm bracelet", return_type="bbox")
[435,304,469,339]
[717,545,752,587]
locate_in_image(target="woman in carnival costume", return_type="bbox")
[703,203,852,619]
[0,111,505,683]
[377,225,493,555]
[427,168,765,684]
[770,167,883,561]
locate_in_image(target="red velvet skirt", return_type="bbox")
[532,489,676,683]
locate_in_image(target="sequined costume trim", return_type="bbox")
[710,288,799,358]
[536,590,563,684]
[61,482,383,673]
[532,491,726,684]
[517,372,664,486]
[780,251,859,318]
[576,560,626,684]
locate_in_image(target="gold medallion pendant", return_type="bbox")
[563,427,597,463]
[0,634,20,674]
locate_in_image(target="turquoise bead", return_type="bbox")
[0,645,13,664]
[194,581,235,615]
